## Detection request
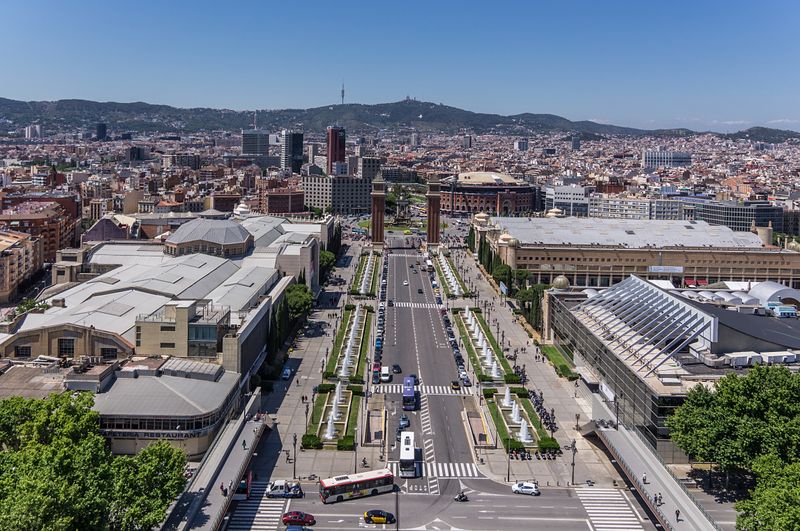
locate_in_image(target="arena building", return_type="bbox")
[441,172,542,216]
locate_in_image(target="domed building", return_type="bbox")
[164,218,254,257]
[552,275,570,290]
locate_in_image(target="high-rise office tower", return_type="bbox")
[571,135,581,151]
[280,130,304,173]
[307,143,319,164]
[514,138,529,151]
[410,132,420,147]
[326,126,346,175]
[242,129,270,156]
[24,125,41,139]
[461,135,473,149]
[96,123,107,141]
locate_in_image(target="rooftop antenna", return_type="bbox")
[341,83,345,105]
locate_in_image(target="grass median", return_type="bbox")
[444,255,468,294]
[355,312,372,380]
[474,312,514,375]
[454,311,487,381]
[433,260,453,297]
[326,308,353,379]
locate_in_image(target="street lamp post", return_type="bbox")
[305,403,310,429]
[570,439,577,486]
[354,427,359,473]
[292,433,297,480]
[395,487,400,531]
[506,437,511,482]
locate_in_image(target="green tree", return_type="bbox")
[0,393,186,531]
[466,225,475,252]
[109,441,186,531]
[736,455,800,531]
[513,269,530,290]
[666,365,800,473]
[319,250,336,280]
[286,283,313,322]
[492,264,512,290]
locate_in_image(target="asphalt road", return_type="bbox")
[251,225,653,530]
[277,247,649,530]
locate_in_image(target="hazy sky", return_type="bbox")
[1,0,799,132]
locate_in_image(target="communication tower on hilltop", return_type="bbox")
[341,84,345,105]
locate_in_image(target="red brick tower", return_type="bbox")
[426,175,441,247]
[371,175,386,246]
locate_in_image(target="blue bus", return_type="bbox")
[402,376,416,411]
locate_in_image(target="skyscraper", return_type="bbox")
[326,126,346,175]
[242,129,270,156]
[280,130,304,173]
[571,135,581,151]
[96,123,107,141]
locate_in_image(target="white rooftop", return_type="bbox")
[492,217,766,249]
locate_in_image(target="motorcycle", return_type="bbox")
[454,492,469,502]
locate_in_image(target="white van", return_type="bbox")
[380,366,391,382]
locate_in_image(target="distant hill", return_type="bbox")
[723,126,800,143]
[0,96,795,142]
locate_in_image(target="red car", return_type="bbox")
[282,511,316,526]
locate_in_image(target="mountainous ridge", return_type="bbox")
[1,97,799,142]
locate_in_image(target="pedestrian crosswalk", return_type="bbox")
[374,384,472,396]
[575,488,643,530]
[386,461,482,478]
[392,301,442,309]
[226,481,288,531]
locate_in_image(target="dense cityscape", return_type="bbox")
[1,2,799,531]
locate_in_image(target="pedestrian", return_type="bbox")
[242,439,247,450]
[642,472,647,484]
[675,509,680,522]
[657,492,663,506]
[220,482,224,494]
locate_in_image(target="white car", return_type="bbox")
[403,280,409,286]
[511,481,540,496]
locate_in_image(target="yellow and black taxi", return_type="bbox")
[450,380,461,391]
[364,509,396,524]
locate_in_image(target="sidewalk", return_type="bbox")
[447,247,622,488]
[600,426,717,530]
[248,240,386,487]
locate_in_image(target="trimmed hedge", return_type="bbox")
[316,383,335,394]
[509,387,529,398]
[302,434,323,449]
[337,435,355,451]
[482,388,498,398]
[538,437,560,452]
[347,384,364,396]
[345,304,356,311]
[504,374,522,384]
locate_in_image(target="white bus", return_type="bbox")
[399,431,422,478]
[425,259,434,272]
[318,468,394,504]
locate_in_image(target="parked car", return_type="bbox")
[398,415,410,429]
[281,367,292,380]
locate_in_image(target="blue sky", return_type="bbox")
[1,0,798,131]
